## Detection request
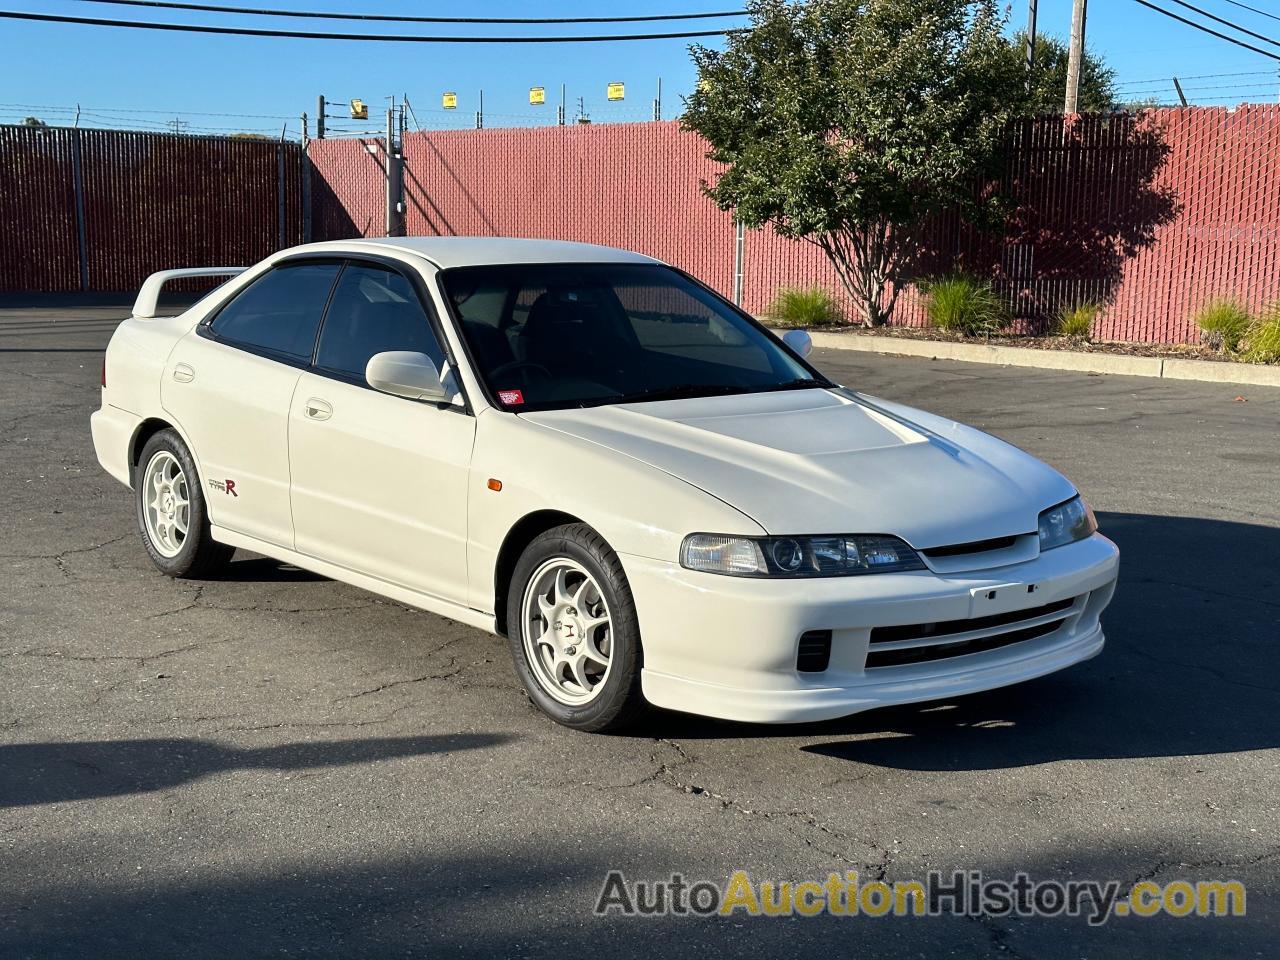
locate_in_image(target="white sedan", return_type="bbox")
[91,238,1118,732]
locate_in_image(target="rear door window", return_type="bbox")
[209,261,340,362]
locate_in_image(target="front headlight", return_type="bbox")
[679,533,926,578]
[1037,495,1097,551]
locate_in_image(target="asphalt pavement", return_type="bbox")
[1,300,1277,958]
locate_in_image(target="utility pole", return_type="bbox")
[1064,0,1087,114]
[316,94,326,139]
[1025,0,1038,94]
[385,104,403,237]
[653,77,662,122]
[558,84,566,125]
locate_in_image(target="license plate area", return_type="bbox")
[968,582,1042,618]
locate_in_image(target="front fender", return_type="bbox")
[467,408,764,616]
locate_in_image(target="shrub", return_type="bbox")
[1056,302,1097,339]
[1194,298,1251,353]
[1242,303,1280,364]
[766,285,842,327]
[924,276,1009,337]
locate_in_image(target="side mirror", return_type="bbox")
[782,329,813,359]
[366,351,451,402]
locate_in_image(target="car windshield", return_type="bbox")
[440,263,825,411]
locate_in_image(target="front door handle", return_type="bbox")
[172,362,195,383]
[304,398,332,421]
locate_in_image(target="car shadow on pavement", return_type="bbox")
[207,555,328,583]
[0,733,510,808]
[647,512,1280,769]
[1,842,1268,959]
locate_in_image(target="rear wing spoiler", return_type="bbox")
[132,267,247,319]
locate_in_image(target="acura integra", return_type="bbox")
[91,238,1118,731]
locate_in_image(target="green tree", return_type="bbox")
[1016,32,1117,114]
[684,0,1024,326]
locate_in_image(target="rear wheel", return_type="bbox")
[507,524,645,732]
[135,429,233,578]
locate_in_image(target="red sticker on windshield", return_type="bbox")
[497,389,525,406]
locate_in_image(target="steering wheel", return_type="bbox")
[488,360,553,382]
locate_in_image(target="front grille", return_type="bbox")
[919,535,1020,559]
[796,630,832,673]
[865,619,1066,669]
[869,597,1076,646]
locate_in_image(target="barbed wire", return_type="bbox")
[1115,70,1275,88]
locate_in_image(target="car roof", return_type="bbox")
[299,236,662,270]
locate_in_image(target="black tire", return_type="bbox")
[134,429,233,578]
[506,523,646,733]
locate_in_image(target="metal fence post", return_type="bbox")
[71,128,89,291]
[733,219,745,307]
[301,142,313,243]
[277,134,287,249]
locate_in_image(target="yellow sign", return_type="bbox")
[442,92,457,110]
[349,98,368,120]
[607,81,625,102]
[529,87,546,106]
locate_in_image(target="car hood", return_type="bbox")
[521,388,1076,548]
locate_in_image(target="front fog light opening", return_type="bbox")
[796,630,832,672]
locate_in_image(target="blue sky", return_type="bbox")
[1,1,1277,136]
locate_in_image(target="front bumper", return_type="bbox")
[623,533,1119,724]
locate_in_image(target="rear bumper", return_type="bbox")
[90,402,140,488]
[624,533,1119,724]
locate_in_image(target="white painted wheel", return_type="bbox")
[141,450,190,559]
[520,557,614,706]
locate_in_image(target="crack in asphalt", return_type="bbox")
[1125,574,1280,611]
[333,656,488,701]
[214,705,419,733]
[13,631,243,669]
[559,737,900,883]
[1119,643,1280,695]
[1121,845,1280,895]
[1,533,132,580]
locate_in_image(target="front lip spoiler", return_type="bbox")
[640,622,1106,725]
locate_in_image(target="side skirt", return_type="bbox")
[210,525,497,634]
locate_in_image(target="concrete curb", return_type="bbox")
[801,331,1280,389]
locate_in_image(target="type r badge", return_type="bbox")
[208,478,238,497]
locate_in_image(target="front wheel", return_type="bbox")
[506,524,646,732]
[135,429,233,578]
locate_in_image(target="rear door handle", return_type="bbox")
[304,398,332,421]
[172,362,195,383]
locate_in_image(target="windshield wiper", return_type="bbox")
[772,377,831,391]
[603,383,755,405]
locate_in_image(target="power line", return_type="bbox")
[1159,0,1280,48]
[1128,0,1280,60]
[75,0,749,25]
[0,9,742,42]
[0,100,292,119]
[1219,0,1280,25]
